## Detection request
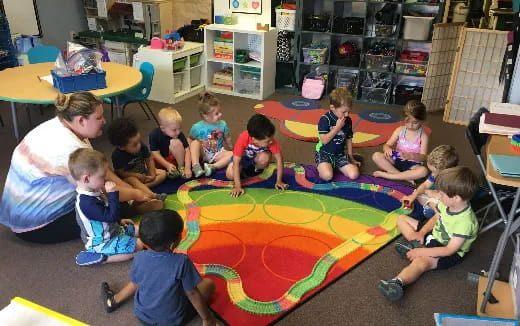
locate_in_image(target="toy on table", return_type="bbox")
[512,134,520,153]
[164,30,184,51]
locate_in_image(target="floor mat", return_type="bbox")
[254,98,403,147]
[157,164,414,325]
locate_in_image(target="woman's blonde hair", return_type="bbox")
[329,88,353,109]
[198,91,220,117]
[158,107,182,125]
[55,92,102,122]
[403,100,427,121]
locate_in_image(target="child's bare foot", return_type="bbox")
[373,171,386,178]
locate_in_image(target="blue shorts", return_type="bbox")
[416,221,463,270]
[89,224,137,256]
[314,151,351,169]
[394,158,421,172]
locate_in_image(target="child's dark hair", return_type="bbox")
[139,209,184,251]
[107,118,138,147]
[403,100,427,121]
[68,148,107,181]
[435,166,480,201]
[247,114,275,140]
[198,91,220,117]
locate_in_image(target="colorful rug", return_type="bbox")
[254,98,403,147]
[154,164,415,325]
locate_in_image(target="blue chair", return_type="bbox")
[27,45,60,64]
[106,62,158,125]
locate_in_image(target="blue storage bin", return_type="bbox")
[51,70,107,93]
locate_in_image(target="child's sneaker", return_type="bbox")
[394,240,423,259]
[76,251,107,266]
[156,193,168,201]
[377,279,404,301]
[192,164,204,178]
[204,163,213,177]
[167,169,181,179]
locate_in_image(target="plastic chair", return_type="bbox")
[106,62,158,125]
[465,107,518,233]
[27,45,60,64]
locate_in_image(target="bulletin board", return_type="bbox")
[1,0,41,36]
[421,23,464,113]
[443,28,508,125]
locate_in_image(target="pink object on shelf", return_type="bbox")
[150,37,164,49]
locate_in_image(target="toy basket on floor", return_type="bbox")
[303,14,330,32]
[336,69,358,96]
[302,71,326,99]
[302,45,328,64]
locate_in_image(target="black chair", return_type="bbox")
[465,107,518,234]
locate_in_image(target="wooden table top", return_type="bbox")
[486,135,520,188]
[0,62,142,104]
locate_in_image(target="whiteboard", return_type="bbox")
[2,0,41,36]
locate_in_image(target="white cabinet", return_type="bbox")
[137,42,205,104]
[204,24,276,100]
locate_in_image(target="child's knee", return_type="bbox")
[169,138,183,151]
[372,151,383,162]
[319,170,334,181]
[255,153,270,168]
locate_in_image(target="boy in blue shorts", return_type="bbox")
[377,166,480,301]
[68,148,144,265]
[101,209,216,326]
[315,88,361,181]
[226,114,288,197]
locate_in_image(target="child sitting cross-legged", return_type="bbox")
[401,145,459,219]
[377,166,480,301]
[101,209,217,326]
[226,114,288,197]
[68,148,144,265]
[149,107,192,179]
[108,118,167,201]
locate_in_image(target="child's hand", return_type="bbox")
[230,186,245,197]
[105,181,117,192]
[120,218,134,226]
[275,182,288,190]
[167,164,177,173]
[384,148,393,158]
[407,248,425,260]
[335,116,346,130]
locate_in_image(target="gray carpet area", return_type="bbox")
[0,93,514,326]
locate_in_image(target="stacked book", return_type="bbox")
[479,103,520,136]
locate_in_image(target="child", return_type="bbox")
[226,114,288,197]
[68,148,144,265]
[108,118,167,201]
[401,145,459,219]
[377,166,480,301]
[315,88,361,181]
[100,209,217,326]
[372,100,429,185]
[190,92,233,178]
[149,107,192,179]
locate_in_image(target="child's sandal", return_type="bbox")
[101,282,119,313]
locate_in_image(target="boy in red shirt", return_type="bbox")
[226,114,288,197]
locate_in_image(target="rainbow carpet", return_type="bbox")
[154,164,415,325]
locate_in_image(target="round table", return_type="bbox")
[0,62,142,141]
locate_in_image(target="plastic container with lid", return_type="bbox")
[402,16,435,41]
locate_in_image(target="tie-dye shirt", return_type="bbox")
[0,117,91,232]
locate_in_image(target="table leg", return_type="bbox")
[10,101,20,142]
[114,96,121,119]
[480,187,520,313]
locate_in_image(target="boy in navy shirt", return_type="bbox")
[315,88,360,181]
[101,209,216,326]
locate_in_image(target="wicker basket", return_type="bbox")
[276,9,296,31]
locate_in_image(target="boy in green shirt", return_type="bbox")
[378,166,480,301]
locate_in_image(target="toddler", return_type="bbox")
[378,166,479,301]
[190,92,233,177]
[101,209,216,326]
[68,148,144,265]
[372,100,429,185]
[315,88,361,181]
[108,118,167,201]
[226,114,288,197]
[149,107,192,179]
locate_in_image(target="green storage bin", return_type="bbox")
[173,57,187,72]
[190,53,202,67]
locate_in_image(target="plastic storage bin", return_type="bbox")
[190,66,201,87]
[51,70,107,94]
[395,61,427,75]
[303,46,328,64]
[335,69,358,95]
[303,14,330,32]
[394,78,424,105]
[365,54,394,71]
[375,24,395,37]
[276,9,296,31]
[173,72,184,93]
[402,16,434,40]
[173,57,187,72]
[190,53,201,67]
[361,76,392,103]
[332,17,364,34]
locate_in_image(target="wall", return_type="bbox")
[172,0,212,30]
[36,0,87,48]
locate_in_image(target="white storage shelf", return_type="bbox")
[204,24,276,100]
[137,42,205,104]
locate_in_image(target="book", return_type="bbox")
[489,154,520,177]
[484,113,520,129]
[479,115,520,136]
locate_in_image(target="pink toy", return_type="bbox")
[150,37,164,49]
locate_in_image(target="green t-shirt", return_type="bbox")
[432,202,478,257]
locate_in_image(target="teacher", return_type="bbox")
[0,91,162,244]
